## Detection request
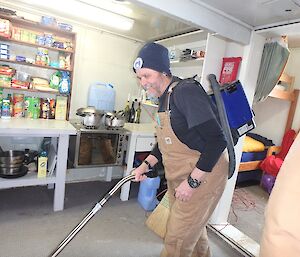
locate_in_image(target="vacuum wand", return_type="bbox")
[49,170,157,257]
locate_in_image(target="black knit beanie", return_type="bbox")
[133,42,171,76]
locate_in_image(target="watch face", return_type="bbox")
[188,174,201,188]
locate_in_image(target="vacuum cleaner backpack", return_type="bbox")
[208,74,255,178]
[212,80,255,138]
[178,75,255,179]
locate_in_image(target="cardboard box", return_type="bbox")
[37,156,48,178]
[0,19,12,38]
[55,96,68,120]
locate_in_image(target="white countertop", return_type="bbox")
[124,122,156,136]
[0,118,77,136]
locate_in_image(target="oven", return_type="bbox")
[68,121,127,168]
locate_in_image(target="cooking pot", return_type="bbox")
[104,111,125,128]
[0,165,28,178]
[76,106,105,128]
[0,150,27,178]
[0,150,25,165]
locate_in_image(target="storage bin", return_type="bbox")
[88,83,115,112]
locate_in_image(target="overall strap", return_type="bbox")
[165,81,179,112]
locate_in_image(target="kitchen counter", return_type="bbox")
[0,118,76,136]
[124,122,156,136]
[0,118,76,211]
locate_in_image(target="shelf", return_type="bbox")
[0,36,74,53]
[0,86,62,95]
[238,161,262,172]
[156,30,207,47]
[0,171,56,189]
[0,58,72,72]
[269,87,296,101]
[0,13,76,39]
[170,58,204,67]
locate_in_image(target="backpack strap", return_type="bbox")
[165,77,200,112]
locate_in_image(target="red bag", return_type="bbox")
[260,155,283,177]
[260,129,296,176]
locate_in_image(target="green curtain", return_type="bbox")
[254,42,290,103]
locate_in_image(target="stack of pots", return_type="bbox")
[0,150,26,177]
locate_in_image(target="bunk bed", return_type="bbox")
[238,73,299,172]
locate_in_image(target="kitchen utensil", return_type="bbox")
[104,111,125,128]
[0,150,25,164]
[24,149,38,165]
[0,150,26,178]
[0,165,28,178]
[0,162,23,168]
[82,114,102,128]
[0,165,23,175]
[76,106,103,116]
[76,107,105,128]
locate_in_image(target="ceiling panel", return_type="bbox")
[192,0,300,27]
[0,0,199,42]
[1,0,300,46]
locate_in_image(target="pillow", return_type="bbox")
[242,136,265,152]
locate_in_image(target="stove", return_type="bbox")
[68,121,127,168]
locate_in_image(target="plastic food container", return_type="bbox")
[41,16,57,27]
[58,22,73,32]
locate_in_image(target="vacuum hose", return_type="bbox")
[49,174,136,257]
[208,74,236,179]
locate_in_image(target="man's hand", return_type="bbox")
[174,179,195,201]
[175,168,207,201]
[132,155,159,182]
[131,164,148,182]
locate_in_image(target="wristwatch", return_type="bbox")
[143,160,152,169]
[187,173,201,188]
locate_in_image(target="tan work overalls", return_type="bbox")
[157,83,228,257]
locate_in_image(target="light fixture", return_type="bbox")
[78,0,133,16]
[21,0,134,31]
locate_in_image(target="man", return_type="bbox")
[132,42,228,257]
[259,132,300,257]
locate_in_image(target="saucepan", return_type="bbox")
[76,106,105,128]
[0,150,25,165]
[0,150,27,177]
[104,111,125,128]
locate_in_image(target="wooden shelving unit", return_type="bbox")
[0,13,76,120]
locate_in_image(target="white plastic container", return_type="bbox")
[88,82,116,112]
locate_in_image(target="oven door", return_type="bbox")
[69,131,125,168]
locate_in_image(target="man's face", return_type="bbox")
[136,68,165,97]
